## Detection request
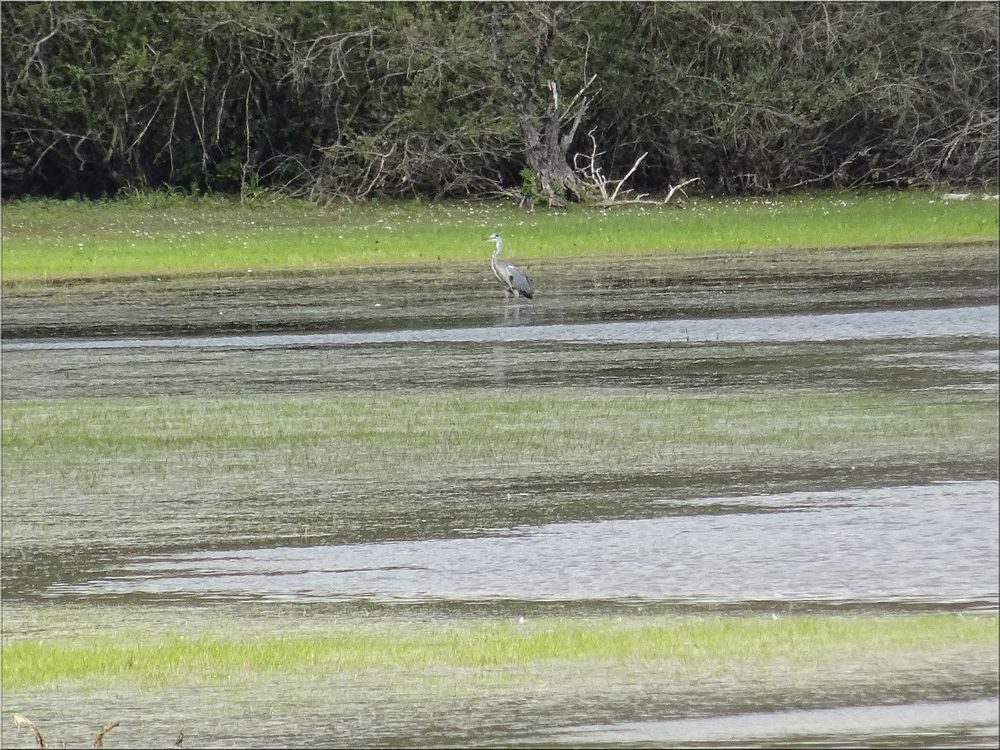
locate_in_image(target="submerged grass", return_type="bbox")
[2,189,997,280]
[3,613,995,690]
[3,388,995,483]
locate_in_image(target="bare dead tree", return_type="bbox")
[479,2,594,207]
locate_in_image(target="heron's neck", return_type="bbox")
[491,238,503,259]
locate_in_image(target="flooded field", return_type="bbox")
[2,244,998,747]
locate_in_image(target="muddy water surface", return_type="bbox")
[2,245,998,748]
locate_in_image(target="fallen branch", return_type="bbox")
[94,720,120,748]
[573,129,699,206]
[12,714,47,748]
[662,176,701,205]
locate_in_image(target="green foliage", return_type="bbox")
[2,2,996,199]
[518,167,539,204]
[586,2,998,192]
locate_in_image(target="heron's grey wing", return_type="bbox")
[507,264,533,297]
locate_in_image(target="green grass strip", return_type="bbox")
[3,389,995,481]
[3,613,995,689]
[2,190,997,280]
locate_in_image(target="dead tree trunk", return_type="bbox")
[480,3,593,207]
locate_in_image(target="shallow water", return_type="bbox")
[519,698,1000,748]
[4,303,997,350]
[2,306,996,399]
[7,675,997,749]
[2,247,998,747]
[42,480,999,608]
[3,244,997,340]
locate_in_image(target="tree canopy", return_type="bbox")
[3,1,996,202]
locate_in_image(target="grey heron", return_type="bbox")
[486,233,534,299]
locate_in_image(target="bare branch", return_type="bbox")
[609,152,647,202]
[662,177,701,205]
[93,721,120,749]
[12,714,47,749]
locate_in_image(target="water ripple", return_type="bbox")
[49,480,999,607]
[4,304,997,351]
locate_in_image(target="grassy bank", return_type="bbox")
[3,612,995,690]
[4,388,996,484]
[2,190,997,280]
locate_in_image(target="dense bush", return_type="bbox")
[2,1,996,201]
